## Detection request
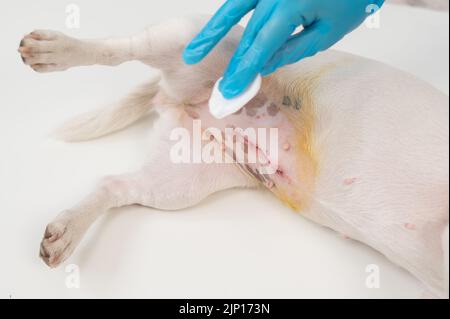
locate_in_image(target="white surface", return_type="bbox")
[0,1,448,299]
[209,75,262,119]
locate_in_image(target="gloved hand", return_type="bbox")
[183,0,385,99]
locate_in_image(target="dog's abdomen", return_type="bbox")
[282,50,449,296]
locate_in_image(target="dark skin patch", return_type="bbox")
[245,94,268,117]
[245,107,258,117]
[282,96,302,111]
[282,96,292,107]
[294,98,302,111]
[267,103,280,117]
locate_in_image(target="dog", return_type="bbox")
[390,0,449,11]
[18,15,448,298]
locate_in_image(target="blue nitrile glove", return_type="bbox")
[183,0,384,99]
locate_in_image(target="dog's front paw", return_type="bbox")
[18,30,81,73]
[39,216,80,268]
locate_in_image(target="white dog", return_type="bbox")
[19,15,448,298]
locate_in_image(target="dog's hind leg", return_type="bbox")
[19,29,139,72]
[19,17,240,104]
[18,18,210,73]
[18,18,237,91]
[16,24,186,72]
[39,143,257,268]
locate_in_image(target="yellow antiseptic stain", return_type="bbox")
[265,62,342,212]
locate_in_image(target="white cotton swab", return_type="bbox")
[209,74,262,119]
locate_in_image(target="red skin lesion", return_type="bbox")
[344,178,357,186]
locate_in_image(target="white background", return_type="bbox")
[0,1,448,298]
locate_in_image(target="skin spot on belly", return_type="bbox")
[283,143,291,151]
[405,223,416,230]
[276,169,285,177]
[344,178,357,186]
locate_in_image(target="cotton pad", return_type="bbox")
[209,75,262,119]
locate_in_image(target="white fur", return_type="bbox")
[19,15,449,298]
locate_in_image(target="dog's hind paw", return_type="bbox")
[39,214,82,268]
[18,30,82,73]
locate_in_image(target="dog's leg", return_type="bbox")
[18,29,144,72]
[18,18,204,72]
[18,17,235,96]
[40,153,256,268]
